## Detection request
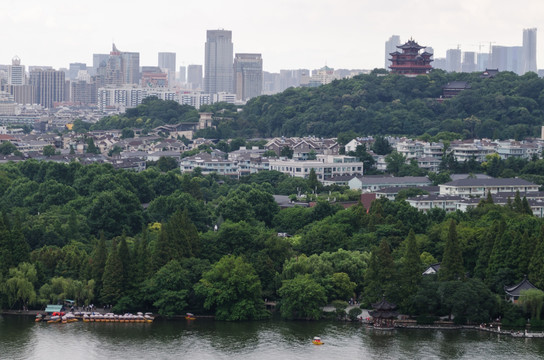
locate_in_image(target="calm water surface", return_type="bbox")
[2,315,544,359]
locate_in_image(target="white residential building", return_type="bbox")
[269,155,364,181]
[439,178,539,197]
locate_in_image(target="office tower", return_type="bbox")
[187,64,203,89]
[158,52,176,85]
[385,35,401,69]
[178,66,186,83]
[92,54,109,75]
[204,29,233,94]
[491,46,523,74]
[68,63,86,80]
[522,28,537,74]
[477,53,489,71]
[433,58,446,71]
[262,71,280,95]
[8,56,25,85]
[121,50,140,84]
[233,53,262,101]
[29,69,65,108]
[461,52,476,73]
[446,49,462,72]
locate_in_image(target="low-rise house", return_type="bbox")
[396,139,424,159]
[269,155,363,181]
[180,150,239,178]
[406,194,463,213]
[449,139,496,162]
[417,156,441,172]
[376,185,440,201]
[348,175,431,192]
[439,178,539,197]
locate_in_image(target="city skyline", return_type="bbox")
[2,0,543,73]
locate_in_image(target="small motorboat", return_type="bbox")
[185,313,196,320]
[312,337,324,345]
[35,314,43,323]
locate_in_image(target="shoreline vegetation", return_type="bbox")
[3,310,543,339]
[4,72,544,330]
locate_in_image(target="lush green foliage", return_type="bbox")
[0,157,541,325]
[197,71,544,139]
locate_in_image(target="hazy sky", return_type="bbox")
[2,0,543,72]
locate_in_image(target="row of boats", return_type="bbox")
[36,312,155,324]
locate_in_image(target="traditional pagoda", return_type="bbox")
[389,38,433,76]
[369,297,398,328]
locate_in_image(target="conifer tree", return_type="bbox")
[101,238,123,305]
[118,233,131,293]
[529,226,544,289]
[439,219,464,281]
[474,220,504,280]
[10,218,30,266]
[513,190,523,213]
[153,225,170,271]
[399,229,422,311]
[364,238,396,304]
[91,232,107,297]
[518,230,536,277]
[522,197,532,215]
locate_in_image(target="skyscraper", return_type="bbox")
[385,35,401,69]
[121,50,140,85]
[204,29,233,94]
[178,66,186,83]
[68,63,86,80]
[522,28,537,74]
[187,65,203,89]
[92,54,109,73]
[8,56,25,85]
[461,52,476,73]
[158,52,176,85]
[233,53,262,101]
[29,68,65,108]
[446,49,462,72]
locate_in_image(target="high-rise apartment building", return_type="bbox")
[158,52,176,85]
[491,45,523,74]
[92,54,109,76]
[385,35,401,69]
[8,56,25,85]
[187,64,203,90]
[178,66,186,83]
[446,49,462,72]
[29,69,65,108]
[233,53,262,101]
[522,28,537,74]
[121,50,140,85]
[461,52,476,73]
[204,29,233,94]
[68,63,86,80]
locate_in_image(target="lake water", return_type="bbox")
[2,315,544,359]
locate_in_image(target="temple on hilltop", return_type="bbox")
[389,38,433,76]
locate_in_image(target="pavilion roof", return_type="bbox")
[371,298,397,311]
[504,276,539,297]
